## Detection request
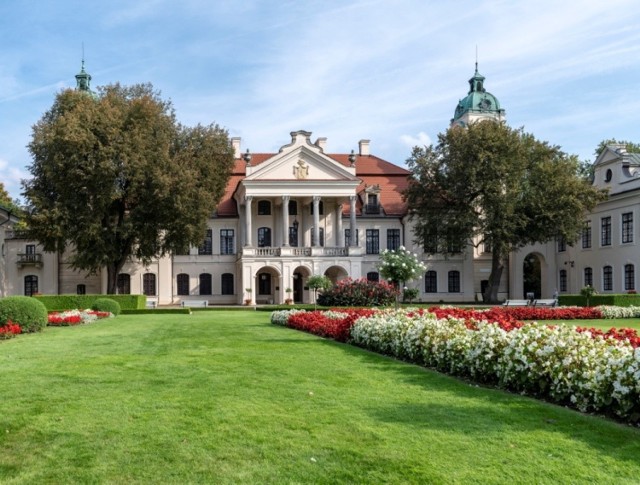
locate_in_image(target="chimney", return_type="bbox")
[231,137,241,158]
[315,137,327,152]
[358,139,370,156]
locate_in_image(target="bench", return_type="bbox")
[533,299,558,307]
[181,300,209,308]
[502,299,531,307]
[146,299,157,309]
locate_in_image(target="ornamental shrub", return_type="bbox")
[0,296,48,333]
[317,278,397,307]
[92,298,121,316]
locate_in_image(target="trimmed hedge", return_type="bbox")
[34,294,146,311]
[559,294,640,307]
[92,298,121,316]
[0,296,48,333]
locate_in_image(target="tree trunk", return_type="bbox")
[484,250,506,304]
[106,259,127,294]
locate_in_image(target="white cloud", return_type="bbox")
[400,132,432,149]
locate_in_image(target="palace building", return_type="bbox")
[0,64,637,304]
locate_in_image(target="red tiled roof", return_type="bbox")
[216,153,411,217]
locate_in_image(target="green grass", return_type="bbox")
[1,312,639,484]
[544,319,640,330]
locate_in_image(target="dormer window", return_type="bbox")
[364,189,381,215]
[605,169,612,182]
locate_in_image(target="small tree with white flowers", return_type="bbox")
[377,247,426,307]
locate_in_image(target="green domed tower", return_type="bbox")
[451,63,505,127]
[75,59,93,94]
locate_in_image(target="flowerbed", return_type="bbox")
[47,309,113,326]
[273,306,640,423]
[272,309,376,342]
[0,321,22,340]
[350,310,640,422]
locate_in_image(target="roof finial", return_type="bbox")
[475,45,478,73]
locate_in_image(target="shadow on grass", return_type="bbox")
[270,327,640,467]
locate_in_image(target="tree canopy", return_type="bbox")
[404,120,607,303]
[23,83,235,293]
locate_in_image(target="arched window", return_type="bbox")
[177,273,189,296]
[257,227,271,247]
[559,269,567,292]
[625,264,635,291]
[24,275,38,296]
[603,266,613,291]
[257,200,271,215]
[425,271,437,293]
[584,267,593,287]
[143,273,156,296]
[448,271,460,293]
[117,273,130,295]
[76,284,86,295]
[367,271,379,282]
[221,273,234,295]
[199,273,212,295]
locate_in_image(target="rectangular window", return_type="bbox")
[601,216,611,246]
[559,269,567,292]
[221,273,234,295]
[424,230,438,254]
[345,228,358,246]
[557,237,566,252]
[622,212,633,244]
[603,266,613,291]
[582,221,591,249]
[387,229,400,251]
[143,273,156,296]
[257,227,271,247]
[625,264,635,291]
[366,229,379,254]
[446,233,462,254]
[584,267,593,287]
[289,226,298,247]
[220,229,235,255]
[448,271,460,293]
[425,271,437,293]
[198,229,213,255]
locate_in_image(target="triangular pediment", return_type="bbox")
[244,131,358,182]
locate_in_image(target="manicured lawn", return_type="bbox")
[1,312,639,484]
[545,318,640,330]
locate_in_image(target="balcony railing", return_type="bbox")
[240,246,353,258]
[17,253,43,268]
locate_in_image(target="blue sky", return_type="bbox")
[2,0,640,200]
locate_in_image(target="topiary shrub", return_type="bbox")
[92,298,121,316]
[0,296,48,333]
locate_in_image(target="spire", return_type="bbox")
[75,50,92,93]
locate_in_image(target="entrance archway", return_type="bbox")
[324,265,348,285]
[292,266,311,304]
[254,266,281,305]
[523,253,542,299]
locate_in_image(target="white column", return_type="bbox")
[349,195,357,247]
[245,196,253,247]
[313,196,321,247]
[282,195,290,247]
[335,202,343,246]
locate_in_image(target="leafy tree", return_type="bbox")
[404,120,606,303]
[23,83,235,294]
[307,275,332,309]
[0,182,11,207]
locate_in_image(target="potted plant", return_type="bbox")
[244,288,252,306]
[285,287,293,305]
